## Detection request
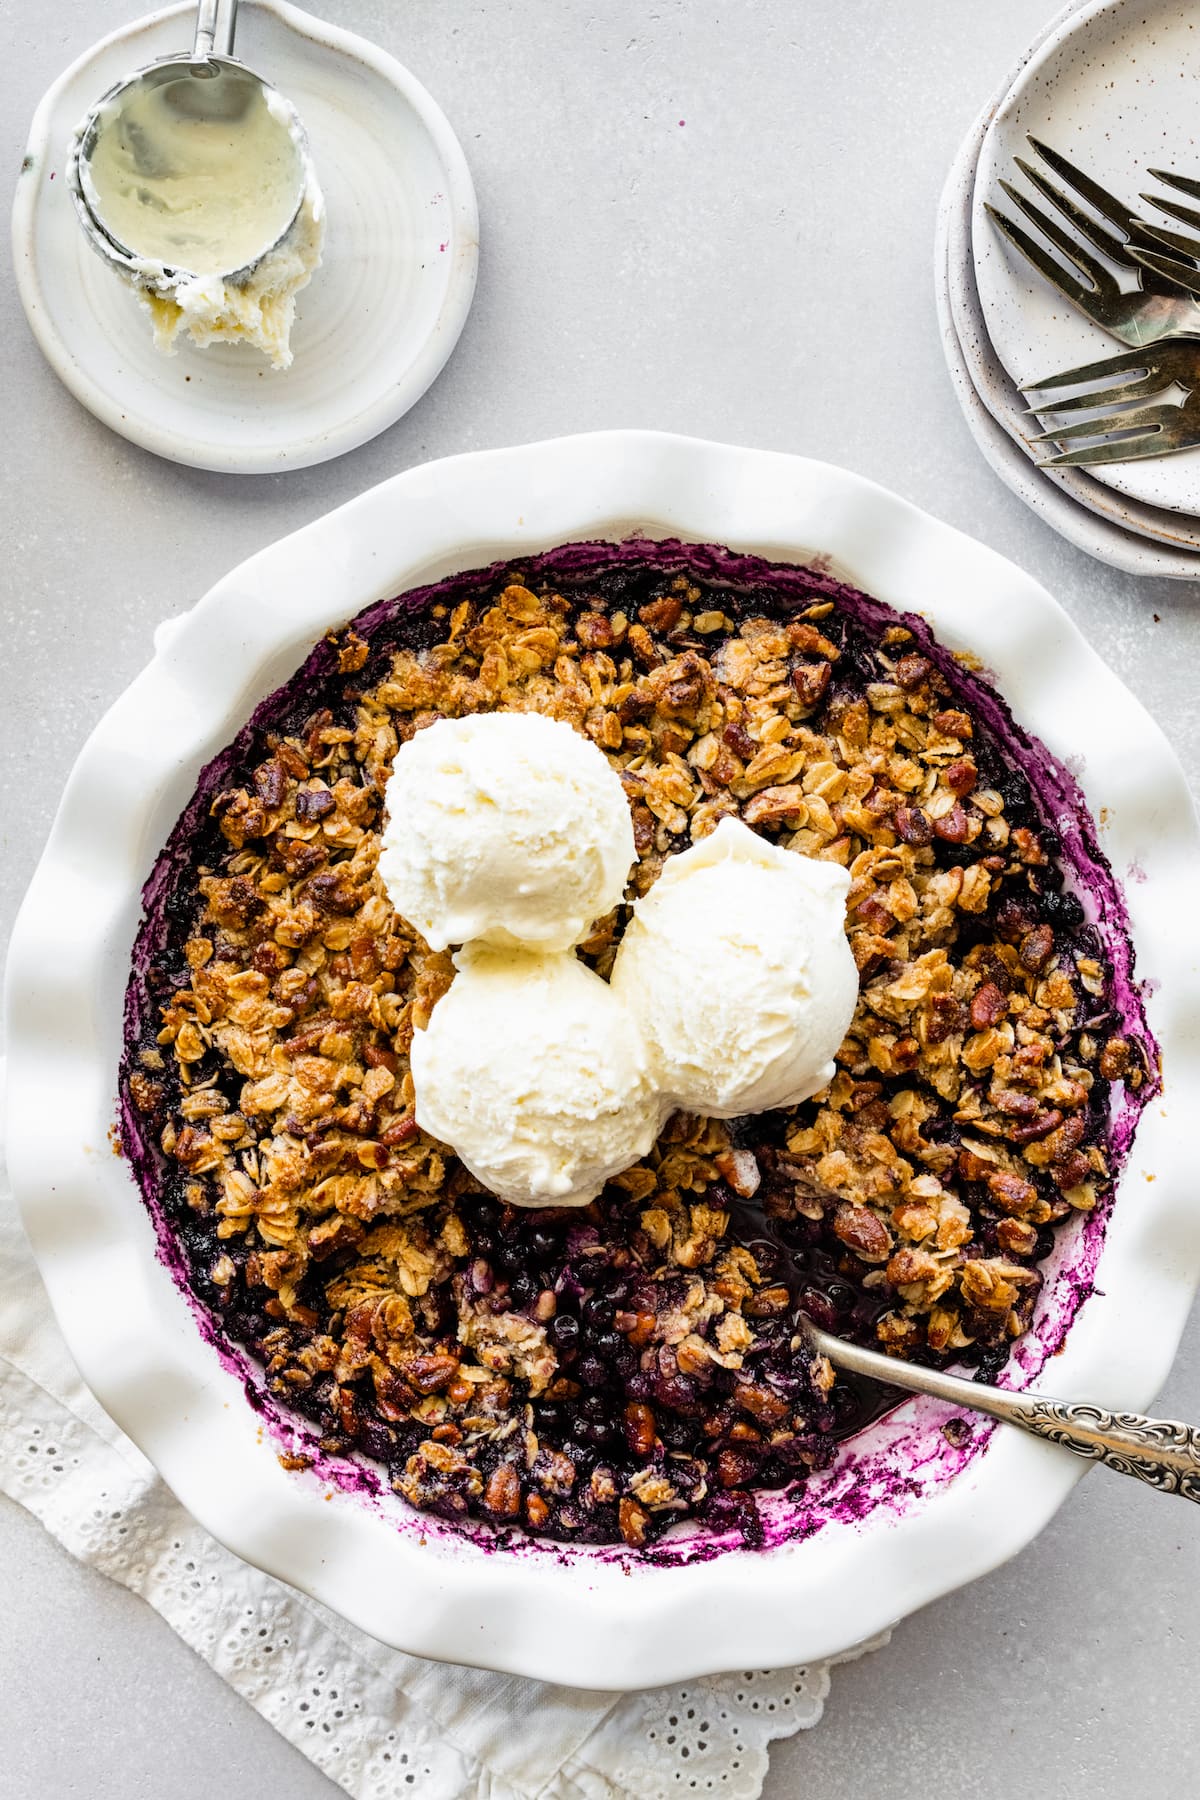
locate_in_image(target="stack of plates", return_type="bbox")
[936,0,1200,580]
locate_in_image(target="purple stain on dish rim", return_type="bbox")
[119,537,1160,1569]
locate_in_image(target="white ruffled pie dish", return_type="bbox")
[6,432,1200,1689]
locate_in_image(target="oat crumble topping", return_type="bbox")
[121,543,1153,1549]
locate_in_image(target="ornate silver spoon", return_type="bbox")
[805,1319,1200,1501]
[735,1200,1200,1502]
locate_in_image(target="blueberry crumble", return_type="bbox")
[121,541,1155,1550]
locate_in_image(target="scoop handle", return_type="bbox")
[194,0,239,61]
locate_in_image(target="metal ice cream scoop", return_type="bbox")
[68,0,312,287]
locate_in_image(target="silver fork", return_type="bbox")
[986,137,1200,346]
[1130,168,1200,299]
[1022,338,1200,466]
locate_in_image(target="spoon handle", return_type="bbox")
[194,0,238,61]
[809,1325,1200,1501]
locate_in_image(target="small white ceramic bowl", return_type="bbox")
[6,433,1200,1689]
[12,0,478,472]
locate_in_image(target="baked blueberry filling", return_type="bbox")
[121,541,1156,1549]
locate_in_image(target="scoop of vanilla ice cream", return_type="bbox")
[411,945,663,1207]
[378,713,635,953]
[610,817,857,1118]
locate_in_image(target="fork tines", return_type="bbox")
[1132,167,1200,298]
[984,182,1112,309]
[1022,344,1199,467]
[983,137,1200,345]
[983,137,1142,308]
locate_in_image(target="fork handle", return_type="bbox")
[810,1327,1200,1501]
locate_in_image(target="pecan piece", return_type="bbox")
[970,982,1008,1030]
[295,785,335,821]
[638,594,683,633]
[714,1149,762,1197]
[833,1203,892,1262]
[1019,925,1055,972]
[716,1447,761,1489]
[484,1462,522,1517]
[576,610,615,648]
[335,629,370,673]
[894,652,933,690]
[997,1218,1038,1256]
[932,708,973,739]
[736,1383,789,1425]
[128,1070,164,1113]
[307,1215,365,1261]
[275,837,326,879]
[381,1116,419,1146]
[630,801,656,854]
[303,870,361,914]
[932,802,969,844]
[404,1352,460,1394]
[205,874,263,927]
[619,1496,651,1546]
[886,1247,941,1287]
[742,785,807,829]
[1007,1108,1063,1146]
[627,623,661,668]
[894,804,933,847]
[786,621,838,656]
[985,1169,1038,1216]
[792,660,832,708]
[1012,827,1048,865]
[990,1086,1039,1120]
[616,1309,657,1349]
[855,895,895,934]
[211,788,268,847]
[1054,1150,1092,1191]
[744,1284,792,1317]
[624,1401,658,1458]
[253,759,288,808]
[722,720,758,761]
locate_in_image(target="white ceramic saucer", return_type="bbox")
[13,0,479,473]
[972,0,1200,516]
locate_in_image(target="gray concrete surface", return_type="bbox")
[2,2,1197,1795]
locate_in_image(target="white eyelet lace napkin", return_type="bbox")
[0,1062,886,1799]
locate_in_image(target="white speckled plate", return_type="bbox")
[7,433,1200,1689]
[12,0,478,473]
[938,73,1200,577]
[972,0,1200,515]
